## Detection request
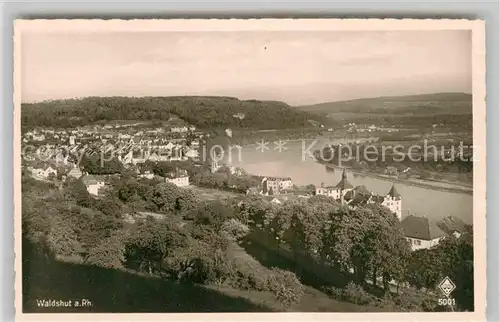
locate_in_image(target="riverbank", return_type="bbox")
[230,138,473,196]
[323,163,472,195]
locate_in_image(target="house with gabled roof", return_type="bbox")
[318,170,403,220]
[120,150,134,164]
[81,175,106,196]
[315,169,354,201]
[67,166,83,179]
[30,164,58,180]
[165,171,189,187]
[400,215,447,251]
[260,176,293,195]
[129,137,142,145]
[32,133,46,142]
[345,192,373,208]
[54,151,69,165]
[437,215,473,239]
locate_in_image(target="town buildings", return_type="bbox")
[316,169,403,220]
[312,169,455,249]
[138,170,155,179]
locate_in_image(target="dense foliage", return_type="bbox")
[406,237,474,311]
[22,96,321,130]
[22,168,474,312]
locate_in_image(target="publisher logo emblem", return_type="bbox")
[438,276,456,297]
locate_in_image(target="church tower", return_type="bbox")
[382,184,402,220]
[336,168,353,204]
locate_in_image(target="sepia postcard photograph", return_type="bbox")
[14,19,486,321]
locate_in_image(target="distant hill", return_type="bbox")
[21,96,326,130]
[298,93,473,116]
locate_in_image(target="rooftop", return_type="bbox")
[348,193,372,207]
[387,185,402,200]
[400,215,447,240]
[335,169,353,190]
[437,216,473,235]
[354,185,371,196]
[81,175,106,185]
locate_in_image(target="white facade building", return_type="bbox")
[315,169,353,201]
[262,176,293,195]
[166,175,190,187]
[400,215,447,251]
[32,134,46,142]
[81,175,106,196]
[30,165,57,179]
[171,126,189,133]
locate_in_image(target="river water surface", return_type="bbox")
[222,139,473,224]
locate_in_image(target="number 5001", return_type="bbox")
[438,298,456,306]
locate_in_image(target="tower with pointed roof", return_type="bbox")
[315,168,355,203]
[336,169,354,204]
[381,184,402,220]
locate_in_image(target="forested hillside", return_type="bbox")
[22,96,323,130]
[298,93,472,115]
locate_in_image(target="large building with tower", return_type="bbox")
[316,169,403,220]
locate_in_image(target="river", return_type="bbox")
[222,139,473,224]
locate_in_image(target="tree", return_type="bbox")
[86,234,126,269]
[318,203,410,288]
[406,236,473,311]
[22,96,324,130]
[280,199,327,258]
[65,179,92,207]
[146,182,181,213]
[266,268,305,308]
[265,203,293,248]
[48,172,56,181]
[73,207,123,250]
[406,249,443,290]
[151,161,177,177]
[304,184,316,195]
[46,215,84,257]
[174,188,199,214]
[363,204,411,292]
[190,200,234,232]
[319,205,356,273]
[221,218,250,241]
[239,195,275,228]
[94,195,124,219]
[125,217,189,275]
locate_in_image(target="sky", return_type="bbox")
[21,30,472,105]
